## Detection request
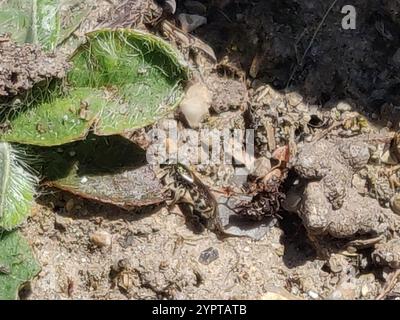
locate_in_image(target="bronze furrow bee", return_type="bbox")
[160,163,221,233]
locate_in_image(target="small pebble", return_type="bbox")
[286,92,303,107]
[199,247,219,265]
[328,282,357,300]
[308,290,319,299]
[54,215,72,231]
[361,285,369,297]
[260,286,302,300]
[352,174,367,195]
[180,83,211,128]
[65,199,74,212]
[390,194,400,215]
[90,230,112,247]
[80,176,88,184]
[304,134,313,142]
[250,156,272,178]
[164,0,177,14]
[178,13,207,33]
[336,101,352,112]
[291,287,299,295]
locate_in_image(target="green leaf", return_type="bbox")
[0,0,89,50]
[0,142,38,230]
[3,88,107,146]
[3,29,188,146]
[34,0,61,50]
[71,29,188,137]
[0,230,40,300]
[0,0,32,44]
[33,135,165,208]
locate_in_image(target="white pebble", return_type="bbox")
[90,230,112,247]
[308,290,319,299]
[180,83,212,128]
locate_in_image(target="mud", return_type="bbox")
[0,36,70,98]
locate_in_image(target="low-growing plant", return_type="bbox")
[0,1,189,299]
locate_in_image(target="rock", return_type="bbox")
[372,239,400,268]
[65,199,75,212]
[250,157,272,178]
[163,0,177,14]
[286,92,303,107]
[336,101,352,112]
[328,281,357,300]
[352,174,367,195]
[307,290,319,299]
[361,285,369,297]
[184,0,207,15]
[260,286,301,300]
[292,139,388,239]
[301,183,388,238]
[327,254,349,273]
[199,247,219,265]
[380,148,398,165]
[90,230,112,248]
[180,83,212,128]
[358,274,376,298]
[178,14,207,33]
[54,215,72,231]
[390,194,400,215]
[80,176,88,184]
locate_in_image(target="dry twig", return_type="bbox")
[377,269,400,300]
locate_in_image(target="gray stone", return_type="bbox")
[199,247,219,265]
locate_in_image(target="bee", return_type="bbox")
[160,163,221,233]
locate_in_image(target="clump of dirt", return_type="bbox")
[205,73,248,113]
[291,138,391,237]
[0,35,70,98]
